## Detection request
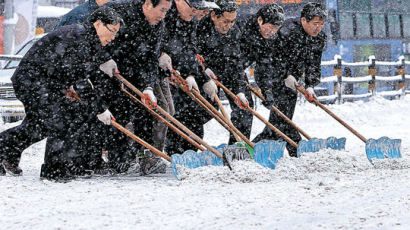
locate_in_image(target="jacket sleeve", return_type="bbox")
[55,15,70,29]
[73,64,110,114]
[178,25,204,86]
[111,24,163,90]
[304,38,326,87]
[140,34,162,89]
[276,30,300,80]
[253,56,276,97]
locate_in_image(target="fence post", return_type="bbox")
[397,56,406,98]
[333,55,343,104]
[368,56,376,96]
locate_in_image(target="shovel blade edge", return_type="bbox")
[365,137,402,163]
[253,140,286,169]
[171,149,223,179]
[297,137,346,156]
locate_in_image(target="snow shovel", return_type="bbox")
[196,54,242,143]
[296,85,401,163]
[171,69,255,149]
[111,120,223,179]
[195,55,286,165]
[212,78,300,161]
[114,73,236,178]
[168,70,285,172]
[248,84,346,153]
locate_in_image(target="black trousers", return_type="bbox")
[0,90,93,175]
[252,85,301,157]
[165,85,214,155]
[98,82,155,165]
[221,81,254,145]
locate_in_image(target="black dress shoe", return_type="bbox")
[2,160,23,176]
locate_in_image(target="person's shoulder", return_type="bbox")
[50,24,87,41]
[237,15,254,37]
[68,1,91,16]
[58,2,90,26]
[197,15,212,32]
[106,0,139,11]
[278,18,299,37]
[229,23,242,40]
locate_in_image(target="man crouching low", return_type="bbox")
[0,6,122,181]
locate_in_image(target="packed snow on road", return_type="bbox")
[1,95,410,230]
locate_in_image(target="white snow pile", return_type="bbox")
[176,160,275,183]
[177,146,410,183]
[2,94,410,229]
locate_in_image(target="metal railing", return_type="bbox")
[318,55,410,103]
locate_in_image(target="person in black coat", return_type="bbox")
[56,0,113,29]
[162,0,221,156]
[100,0,172,174]
[0,6,123,180]
[252,3,327,157]
[196,0,252,145]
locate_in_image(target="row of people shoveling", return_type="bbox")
[0,0,327,181]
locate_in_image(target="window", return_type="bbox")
[339,13,354,39]
[388,14,401,38]
[372,14,386,38]
[356,13,371,38]
[5,39,37,69]
[404,15,410,37]
[338,0,370,11]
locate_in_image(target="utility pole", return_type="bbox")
[3,0,16,54]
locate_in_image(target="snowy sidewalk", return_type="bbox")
[1,96,410,230]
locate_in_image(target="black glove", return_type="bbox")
[262,90,276,108]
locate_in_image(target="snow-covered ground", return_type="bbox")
[1,95,410,230]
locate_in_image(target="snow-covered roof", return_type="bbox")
[37,5,71,18]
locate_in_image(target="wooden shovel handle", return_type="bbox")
[196,56,250,145]
[114,73,222,159]
[214,94,242,142]
[111,120,171,162]
[296,85,367,143]
[216,80,297,148]
[172,70,254,148]
[247,84,312,140]
[121,85,205,151]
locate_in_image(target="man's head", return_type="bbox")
[96,0,112,7]
[256,3,284,39]
[211,0,237,35]
[90,6,122,46]
[300,2,327,37]
[143,0,172,25]
[175,0,219,21]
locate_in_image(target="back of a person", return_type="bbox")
[13,24,86,79]
[56,0,98,29]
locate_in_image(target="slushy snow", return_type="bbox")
[1,95,410,229]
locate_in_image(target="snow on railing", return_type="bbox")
[317,55,408,103]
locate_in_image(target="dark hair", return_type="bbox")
[301,2,327,21]
[150,0,171,7]
[256,3,284,26]
[213,0,237,18]
[89,6,123,25]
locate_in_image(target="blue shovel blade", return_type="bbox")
[253,139,286,169]
[171,148,224,180]
[326,137,346,150]
[365,137,402,163]
[297,137,346,156]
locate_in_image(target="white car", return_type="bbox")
[0,35,43,123]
